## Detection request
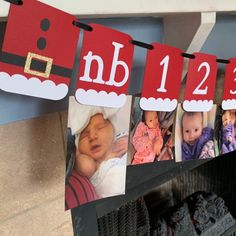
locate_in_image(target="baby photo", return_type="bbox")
[65,96,132,210]
[175,104,218,162]
[129,96,174,165]
[215,108,236,155]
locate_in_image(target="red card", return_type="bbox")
[222,58,236,110]
[76,24,134,108]
[183,53,217,112]
[140,43,184,111]
[0,0,80,100]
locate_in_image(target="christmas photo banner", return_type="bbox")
[0,0,236,111]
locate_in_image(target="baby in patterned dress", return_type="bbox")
[132,111,163,164]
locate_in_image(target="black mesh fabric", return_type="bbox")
[97,197,150,236]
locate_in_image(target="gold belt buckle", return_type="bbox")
[24,52,53,78]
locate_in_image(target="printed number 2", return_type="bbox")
[193,62,210,95]
[230,67,236,95]
[157,55,169,93]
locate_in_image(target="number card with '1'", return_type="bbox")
[140,43,184,112]
[183,53,217,112]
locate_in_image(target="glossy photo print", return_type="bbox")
[65,96,131,210]
[215,107,236,155]
[175,104,219,162]
[129,96,174,165]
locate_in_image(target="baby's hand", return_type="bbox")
[153,139,162,155]
[112,135,128,158]
[75,152,97,178]
[228,136,233,143]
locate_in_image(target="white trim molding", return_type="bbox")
[1,0,236,18]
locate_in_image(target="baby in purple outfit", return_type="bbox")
[181,112,215,161]
[221,110,236,154]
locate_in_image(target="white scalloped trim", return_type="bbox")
[222,99,236,110]
[139,97,177,111]
[75,88,127,108]
[0,72,68,100]
[183,100,213,112]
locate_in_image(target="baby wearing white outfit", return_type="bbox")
[68,97,127,199]
[90,153,126,198]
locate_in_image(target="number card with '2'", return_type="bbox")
[183,53,217,112]
[140,43,184,112]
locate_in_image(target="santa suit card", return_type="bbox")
[0,0,80,100]
[140,43,184,112]
[76,24,134,108]
[183,53,217,112]
[222,58,236,110]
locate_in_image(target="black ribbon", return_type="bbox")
[4,0,23,5]
[72,20,93,31]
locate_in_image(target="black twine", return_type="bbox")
[72,20,93,31]
[5,3,229,64]
[4,0,23,5]
[181,52,195,59]
[216,58,230,64]
[129,42,230,64]
[129,40,154,50]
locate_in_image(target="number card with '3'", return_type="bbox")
[222,58,236,110]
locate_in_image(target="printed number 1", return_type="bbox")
[157,55,169,93]
[230,67,236,95]
[193,62,210,95]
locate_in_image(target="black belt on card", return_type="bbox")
[0,51,72,79]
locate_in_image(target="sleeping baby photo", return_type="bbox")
[65,96,131,210]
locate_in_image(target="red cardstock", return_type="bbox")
[183,53,217,112]
[140,43,184,111]
[222,58,236,110]
[0,0,80,100]
[76,24,134,108]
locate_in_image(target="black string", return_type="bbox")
[72,20,93,31]
[216,58,230,64]
[129,41,230,64]
[4,0,23,5]
[5,1,230,64]
[181,52,195,59]
[129,40,154,50]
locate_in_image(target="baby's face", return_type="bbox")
[144,111,158,129]
[79,114,114,162]
[182,112,203,145]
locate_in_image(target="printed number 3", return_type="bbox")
[230,67,236,95]
[193,62,210,95]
